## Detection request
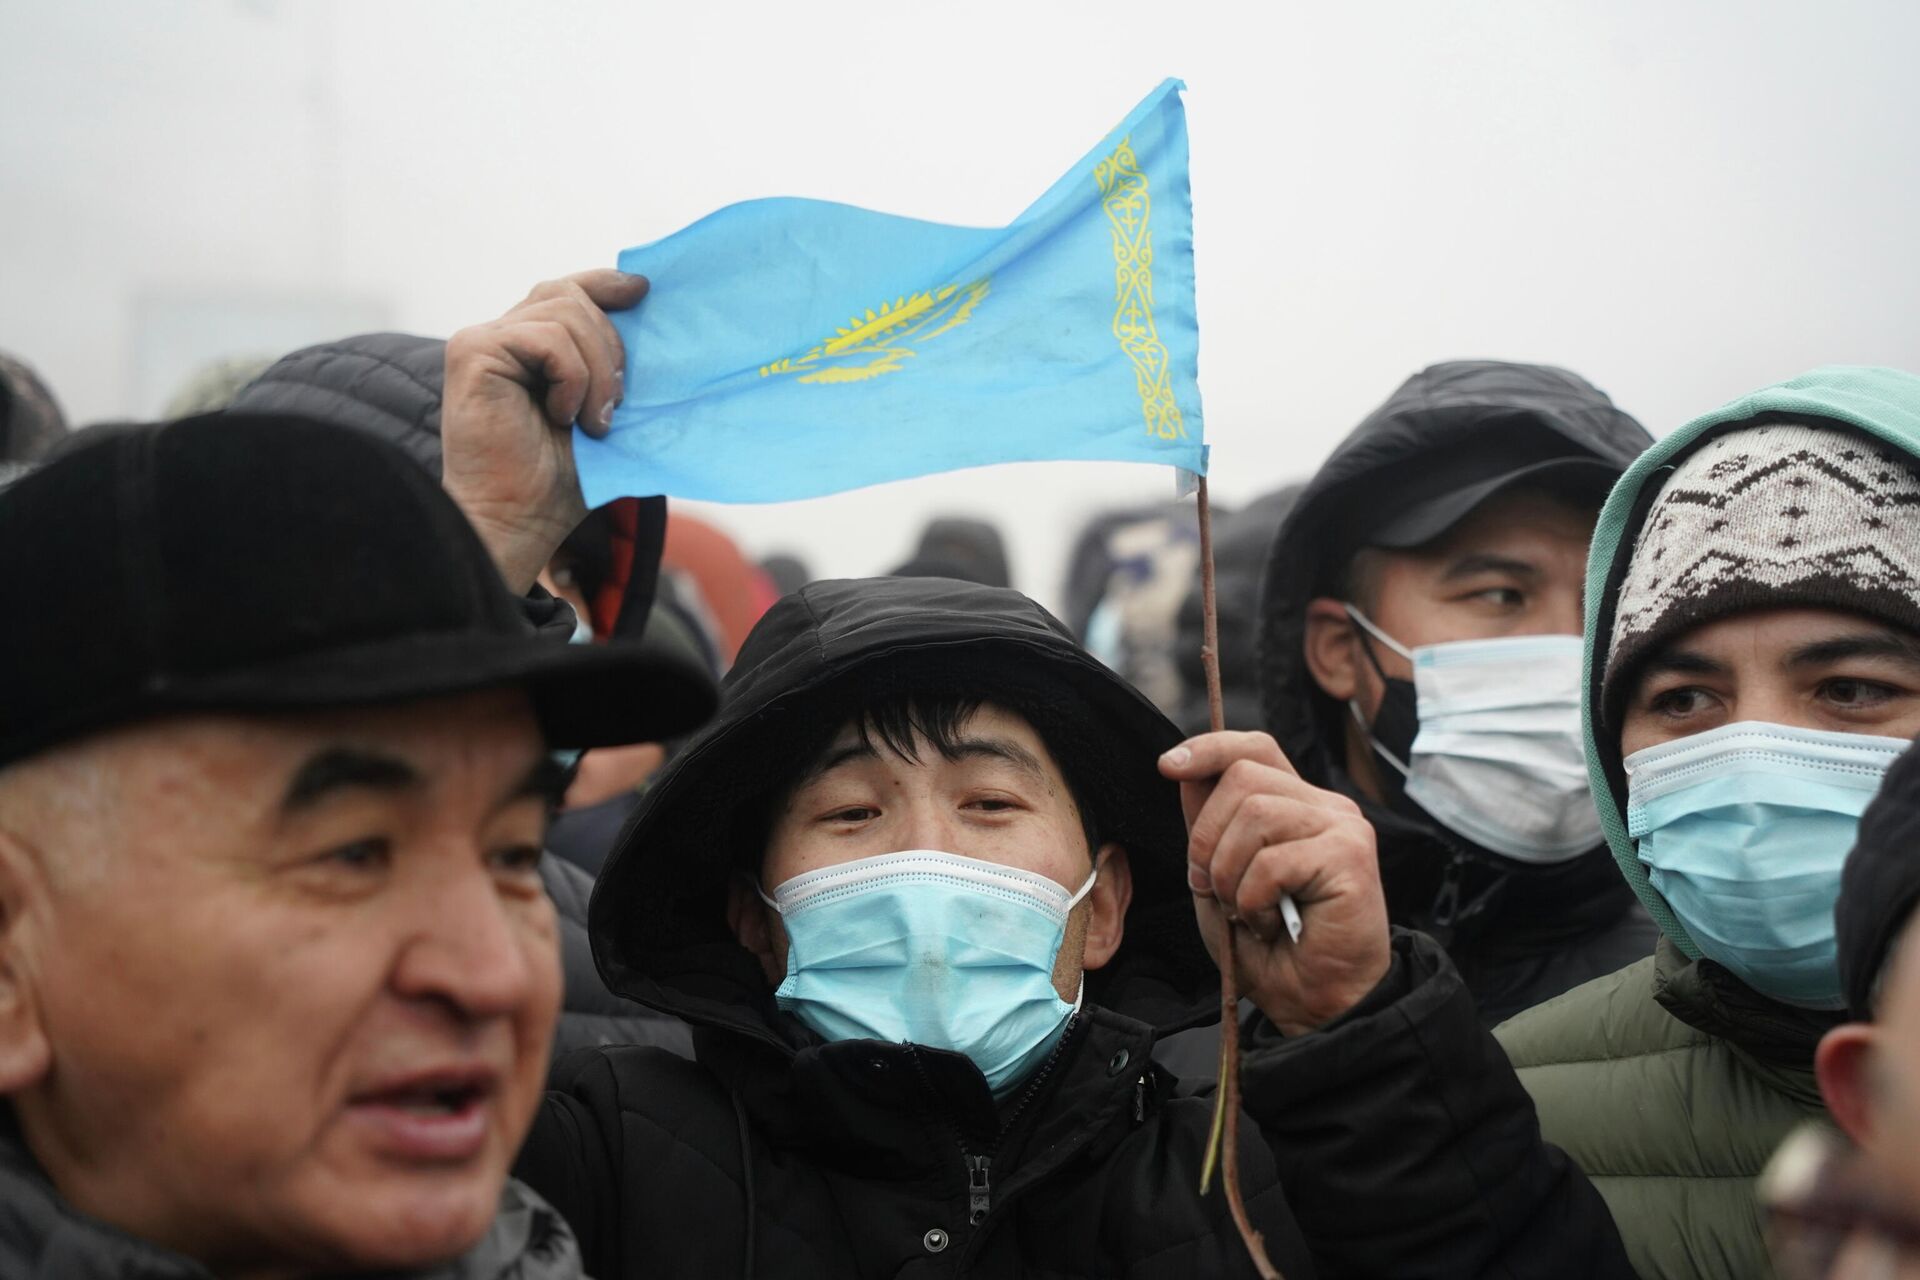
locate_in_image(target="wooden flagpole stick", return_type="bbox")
[1193,475,1282,1280]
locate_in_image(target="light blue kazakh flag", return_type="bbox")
[576,78,1204,507]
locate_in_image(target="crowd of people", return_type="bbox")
[1,268,1917,1280]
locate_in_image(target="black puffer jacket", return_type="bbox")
[1256,361,1656,1025]
[515,576,1632,1279]
[231,333,694,1062]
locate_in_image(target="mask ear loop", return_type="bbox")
[1058,861,1102,1011]
[1343,602,1414,662]
[1342,604,1413,777]
[1066,861,1101,912]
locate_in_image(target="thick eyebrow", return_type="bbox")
[1438,552,1539,584]
[280,747,421,813]
[1786,629,1920,671]
[795,740,881,788]
[944,736,1053,787]
[792,735,1052,790]
[1632,647,1732,689]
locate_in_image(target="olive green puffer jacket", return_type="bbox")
[1494,367,1920,1280]
[1497,940,1830,1280]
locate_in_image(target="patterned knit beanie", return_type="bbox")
[1602,420,1920,715]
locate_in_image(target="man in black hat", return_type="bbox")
[1256,360,1657,1024]
[0,279,714,1274]
[514,571,1634,1279]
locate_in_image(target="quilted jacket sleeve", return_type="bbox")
[1238,929,1636,1280]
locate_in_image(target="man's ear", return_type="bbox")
[0,831,51,1093]
[725,872,785,986]
[1303,597,1364,705]
[1081,843,1133,972]
[1816,1021,1877,1146]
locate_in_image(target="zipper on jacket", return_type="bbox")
[965,1154,992,1224]
[906,1015,1079,1229]
[1429,856,1465,936]
[1426,845,1510,946]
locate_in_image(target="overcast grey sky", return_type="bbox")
[4,1,1918,609]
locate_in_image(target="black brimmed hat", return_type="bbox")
[1365,454,1620,549]
[0,411,715,766]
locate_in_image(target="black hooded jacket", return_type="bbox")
[513,576,1632,1279]
[1256,361,1657,1025]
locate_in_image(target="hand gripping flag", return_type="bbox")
[576,79,1204,507]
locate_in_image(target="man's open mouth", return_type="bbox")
[346,1067,500,1161]
[370,1082,489,1115]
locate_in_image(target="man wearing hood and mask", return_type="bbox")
[1497,366,1920,1280]
[512,572,1636,1279]
[1258,360,1658,1024]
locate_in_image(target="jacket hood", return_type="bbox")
[589,576,1217,1053]
[1254,361,1651,927]
[1583,365,1920,958]
[1258,360,1651,771]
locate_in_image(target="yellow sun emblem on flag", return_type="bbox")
[759,278,990,384]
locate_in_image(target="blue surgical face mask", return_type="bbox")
[761,850,1097,1095]
[1625,721,1910,1010]
[1344,607,1601,864]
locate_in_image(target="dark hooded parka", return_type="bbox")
[514,576,1632,1280]
[1257,361,1657,1025]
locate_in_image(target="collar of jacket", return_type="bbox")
[694,1006,1163,1198]
[0,1119,211,1280]
[0,1113,584,1280]
[1650,937,1838,1104]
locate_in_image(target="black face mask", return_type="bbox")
[1363,676,1418,777]
[1346,617,1418,809]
